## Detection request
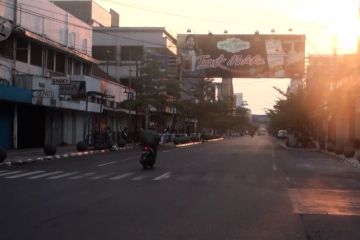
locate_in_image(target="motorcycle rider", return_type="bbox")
[140,127,161,159]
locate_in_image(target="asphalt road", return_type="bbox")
[1,136,360,240]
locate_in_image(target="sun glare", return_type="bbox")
[332,18,360,54]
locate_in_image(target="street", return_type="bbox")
[1,136,360,240]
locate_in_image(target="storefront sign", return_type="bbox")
[52,76,71,85]
[59,81,86,98]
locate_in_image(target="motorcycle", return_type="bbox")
[140,145,156,169]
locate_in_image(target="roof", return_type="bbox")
[93,27,177,44]
[16,28,98,64]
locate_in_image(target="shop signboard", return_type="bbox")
[59,81,86,98]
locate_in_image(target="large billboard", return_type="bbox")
[177,34,305,79]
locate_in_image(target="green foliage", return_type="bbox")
[267,85,313,136]
[118,57,179,114]
[176,97,253,132]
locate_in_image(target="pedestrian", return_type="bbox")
[121,127,129,143]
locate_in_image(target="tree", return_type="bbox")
[118,56,179,130]
[266,85,313,136]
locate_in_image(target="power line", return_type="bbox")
[80,0,256,26]
[0,1,176,50]
[98,0,338,32]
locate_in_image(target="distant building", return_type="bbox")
[287,78,302,94]
[50,0,119,27]
[92,27,177,82]
[235,93,244,107]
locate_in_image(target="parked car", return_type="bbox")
[277,130,288,139]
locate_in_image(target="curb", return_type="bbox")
[0,145,134,167]
[173,138,224,148]
[275,140,320,152]
[276,139,360,169]
[321,150,360,169]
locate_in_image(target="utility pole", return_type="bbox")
[12,0,18,149]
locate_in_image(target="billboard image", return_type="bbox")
[177,34,305,79]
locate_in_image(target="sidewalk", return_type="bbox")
[0,139,215,167]
[0,144,135,167]
[276,139,360,169]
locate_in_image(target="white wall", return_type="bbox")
[0,0,92,55]
[93,29,166,48]
[92,1,111,27]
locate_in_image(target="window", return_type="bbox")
[16,37,28,63]
[73,60,81,75]
[55,52,65,73]
[92,46,116,61]
[121,46,143,61]
[47,50,54,70]
[30,42,42,67]
[67,58,73,75]
[0,36,13,59]
[82,63,90,76]
[82,39,88,54]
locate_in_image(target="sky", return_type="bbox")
[97,0,360,114]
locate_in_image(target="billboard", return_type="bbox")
[177,34,305,79]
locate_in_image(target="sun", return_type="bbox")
[327,4,360,54]
[333,19,360,54]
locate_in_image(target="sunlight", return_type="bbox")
[333,19,360,54]
[324,2,360,54]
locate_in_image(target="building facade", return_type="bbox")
[306,54,360,147]
[0,0,129,149]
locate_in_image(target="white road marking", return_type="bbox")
[109,172,134,180]
[97,161,116,167]
[28,171,63,179]
[68,172,95,180]
[131,175,147,181]
[0,170,9,174]
[161,150,172,153]
[271,143,277,171]
[47,172,79,179]
[122,157,137,162]
[273,162,277,171]
[0,171,23,177]
[153,172,171,181]
[5,171,44,179]
[200,173,215,181]
[90,173,115,180]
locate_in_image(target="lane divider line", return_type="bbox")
[154,172,171,181]
[5,170,45,179]
[109,172,134,180]
[97,161,117,167]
